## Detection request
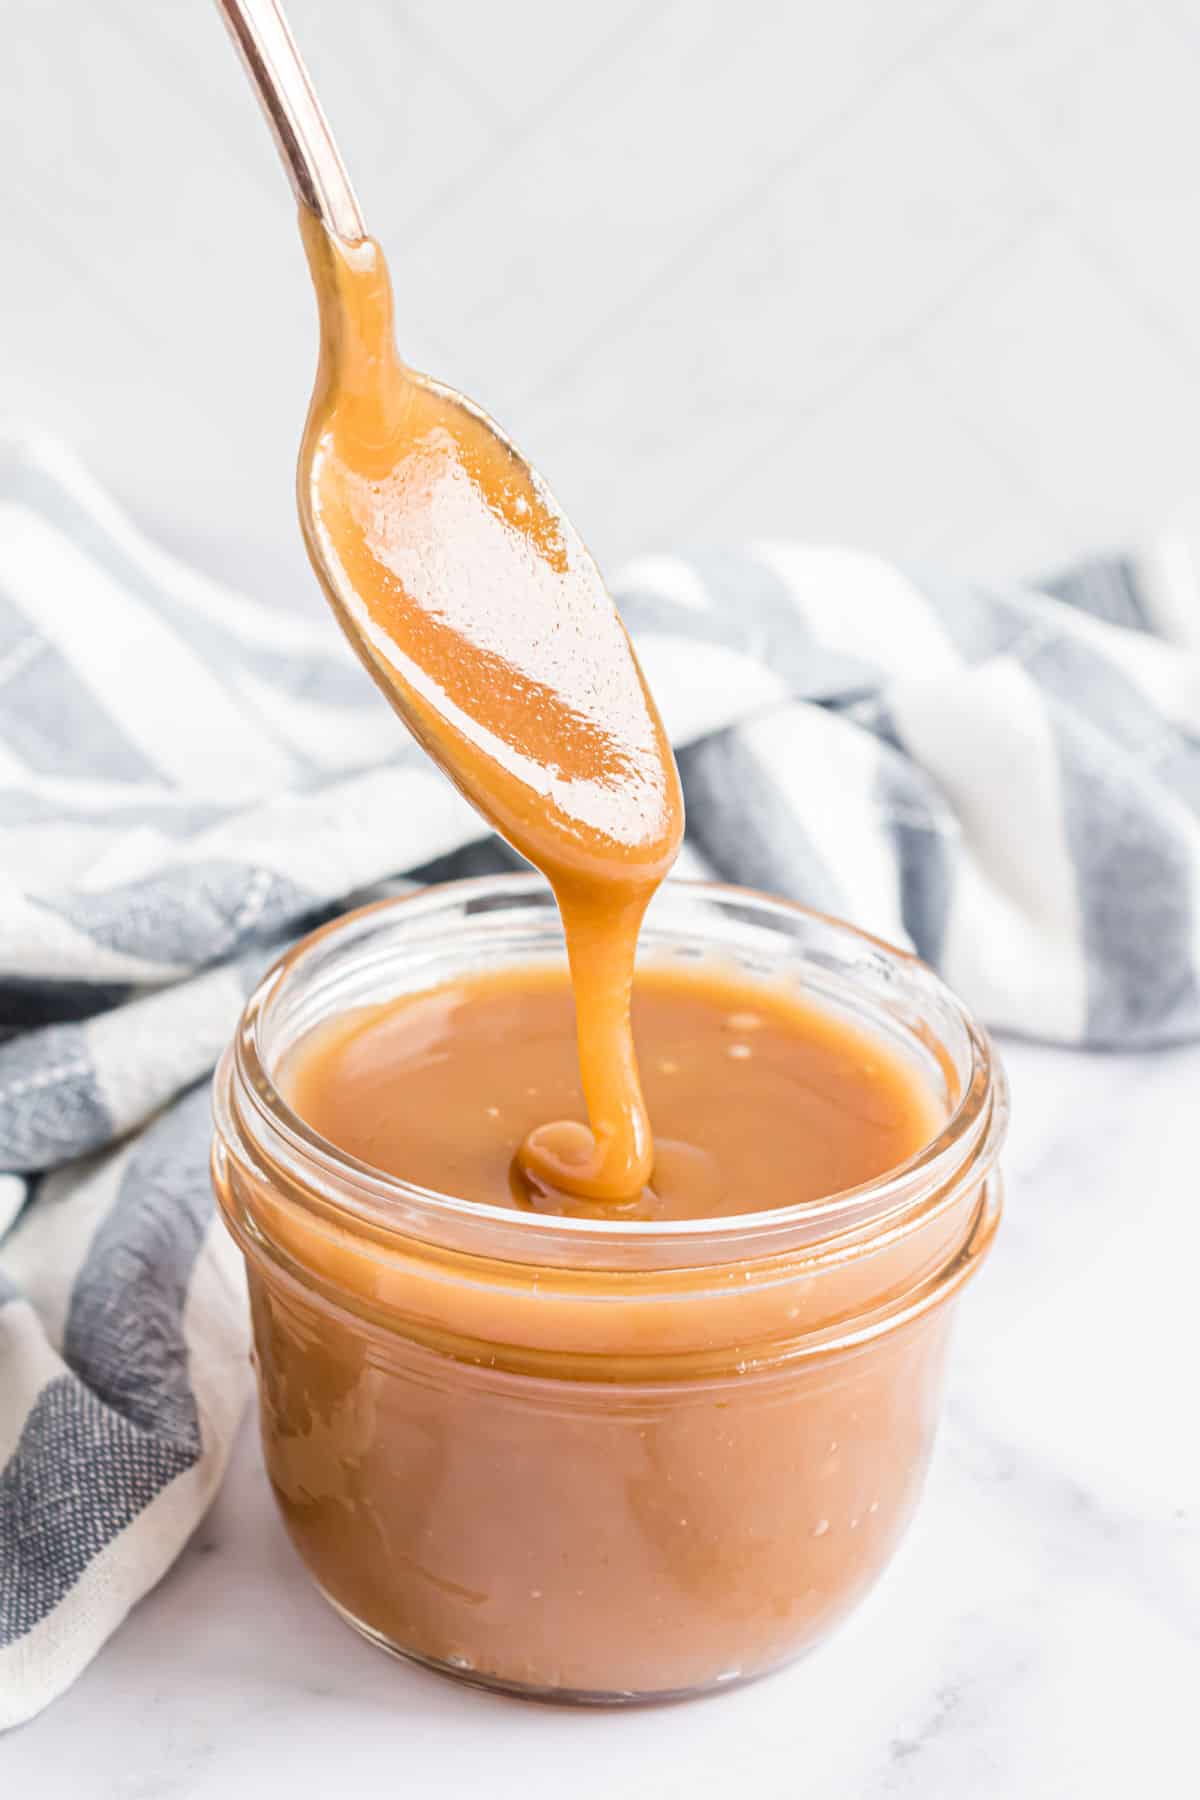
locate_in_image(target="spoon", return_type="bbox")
[215,0,683,1203]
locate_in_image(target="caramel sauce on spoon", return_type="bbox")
[296,215,683,1203]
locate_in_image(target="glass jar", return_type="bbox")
[211,875,1007,1703]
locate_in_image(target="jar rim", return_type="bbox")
[216,873,1008,1271]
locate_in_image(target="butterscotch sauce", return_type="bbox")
[217,895,995,1696]
[212,38,1006,1702]
[287,964,940,1223]
[297,215,682,1203]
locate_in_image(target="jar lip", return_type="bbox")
[220,873,1008,1267]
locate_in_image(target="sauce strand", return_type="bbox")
[296,215,683,1202]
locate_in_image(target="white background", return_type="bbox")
[5,0,1200,604]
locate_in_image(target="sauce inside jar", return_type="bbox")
[286,961,941,1222]
[215,882,1002,1701]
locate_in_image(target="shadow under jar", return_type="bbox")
[211,875,1007,1703]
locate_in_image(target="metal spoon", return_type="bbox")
[216,0,364,241]
[213,0,683,1203]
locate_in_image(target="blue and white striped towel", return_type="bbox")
[2,433,1199,1726]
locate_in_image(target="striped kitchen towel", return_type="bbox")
[1,433,1199,1726]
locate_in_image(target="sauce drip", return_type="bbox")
[297,215,683,1203]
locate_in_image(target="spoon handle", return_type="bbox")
[215,0,365,242]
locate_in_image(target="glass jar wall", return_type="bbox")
[212,876,1007,1702]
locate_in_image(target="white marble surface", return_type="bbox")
[4,1035,1197,1796]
